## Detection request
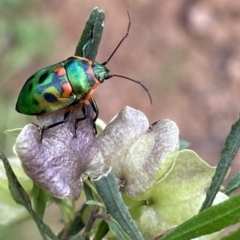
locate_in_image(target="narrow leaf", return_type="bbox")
[4,128,22,137]
[83,177,101,201]
[75,7,105,61]
[94,168,144,240]
[83,180,94,201]
[58,204,86,238]
[85,200,105,208]
[200,117,240,211]
[32,183,48,220]
[106,217,130,240]
[224,172,240,195]
[69,235,85,240]
[93,220,109,240]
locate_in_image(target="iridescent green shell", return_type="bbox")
[16,57,109,115]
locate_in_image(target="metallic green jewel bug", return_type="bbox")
[15,11,152,139]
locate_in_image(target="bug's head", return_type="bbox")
[92,62,110,83]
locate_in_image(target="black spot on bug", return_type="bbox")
[32,99,39,105]
[44,93,58,103]
[28,83,33,92]
[38,71,49,84]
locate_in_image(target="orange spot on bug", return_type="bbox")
[54,67,66,76]
[61,82,73,98]
[82,60,101,101]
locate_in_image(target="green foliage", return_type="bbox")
[224,172,240,196]
[200,116,240,212]
[94,169,144,240]
[32,184,48,220]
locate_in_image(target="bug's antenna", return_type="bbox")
[101,10,131,66]
[105,74,152,105]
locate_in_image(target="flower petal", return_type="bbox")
[15,105,104,199]
[97,106,149,175]
[98,107,179,197]
[123,119,179,197]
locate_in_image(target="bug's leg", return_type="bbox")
[39,109,71,141]
[82,25,94,58]
[74,102,90,137]
[89,97,99,134]
[74,97,99,136]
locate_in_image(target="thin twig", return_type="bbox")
[83,207,100,238]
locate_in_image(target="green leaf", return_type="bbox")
[4,128,22,137]
[58,204,86,238]
[200,117,240,211]
[32,183,48,220]
[224,172,240,195]
[0,148,58,240]
[83,180,95,201]
[65,216,85,237]
[161,193,240,240]
[69,235,85,240]
[94,168,144,240]
[93,220,109,240]
[106,217,130,240]
[85,200,105,208]
[57,199,75,225]
[75,7,105,61]
[69,219,85,237]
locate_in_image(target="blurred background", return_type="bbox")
[1,0,240,238]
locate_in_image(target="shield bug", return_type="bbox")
[16,11,152,140]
